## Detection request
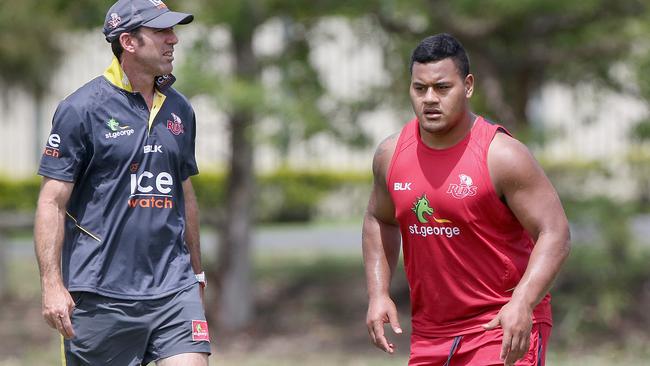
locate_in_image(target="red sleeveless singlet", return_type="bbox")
[387,116,552,338]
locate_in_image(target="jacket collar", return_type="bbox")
[102,57,177,93]
[103,56,134,92]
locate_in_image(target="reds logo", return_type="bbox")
[166,113,184,135]
[447,174,478,199]
[107,13,122,29]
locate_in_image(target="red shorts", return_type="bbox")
[409,323,551,366]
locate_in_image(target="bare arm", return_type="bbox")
[183,178,202,275]
[362,133,403,354]
[485,132,571,365]
[34,177,76,339]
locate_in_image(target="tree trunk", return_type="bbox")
[34,93,44,167]
[472,53,520,131]
[212,28,258,332]
[0,232,7,299]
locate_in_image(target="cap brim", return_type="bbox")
[142,11,193,29]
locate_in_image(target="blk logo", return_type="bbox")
[144,145,163,154]
[394,182,412,191]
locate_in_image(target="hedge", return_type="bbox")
[0,170,372,223]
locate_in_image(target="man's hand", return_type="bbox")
[366,295,402,354]
[482,300,533,366]
[42,282,76,339]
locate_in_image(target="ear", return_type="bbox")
[119,32,138,55]
[464,74,474,98]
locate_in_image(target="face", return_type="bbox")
[409,58,473,136]
[129,27,178,76]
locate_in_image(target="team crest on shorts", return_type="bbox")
[166,113,185,136]
[192,320,210,342]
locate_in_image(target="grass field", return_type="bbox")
[1,235,648,365]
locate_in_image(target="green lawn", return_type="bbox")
[1,239,648,365]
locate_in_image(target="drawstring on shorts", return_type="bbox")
[443,335,463,366]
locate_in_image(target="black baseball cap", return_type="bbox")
[103,0,194,42]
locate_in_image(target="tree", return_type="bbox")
[369,0,649,132]
[178,0,650,332]
[178,0,386,331]
[10,0,645,333]
[0,0,101,296]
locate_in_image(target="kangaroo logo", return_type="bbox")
[411,194,452,224]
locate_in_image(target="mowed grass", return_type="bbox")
[1,242,648,365]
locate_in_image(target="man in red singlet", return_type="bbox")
[362,33,571,366]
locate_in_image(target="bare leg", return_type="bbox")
[156,352,209,366]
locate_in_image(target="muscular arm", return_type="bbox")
[485,132,571,364]
[34,177,76,338]
[362,133,403,353]
[182,178,202,275]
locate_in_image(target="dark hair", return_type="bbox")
[110,29,142,61]
[410,33,470,78]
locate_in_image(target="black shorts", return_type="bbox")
[63,284,211,365]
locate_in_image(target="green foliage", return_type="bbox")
[626,148,650,210]
[0,0,195,95]
[0,0,65,94]
[554,245,650,347]
[364,0,650,129]
[190,171,228,210]
[552,197,650,347]
[47,0,107,29]
[0,176,40,211]
[630,119,650,142]
[193,170,372,222]
[0,171,370,221]
[539,159,610,200]
[257,169,370,222]
[178,1,390,161]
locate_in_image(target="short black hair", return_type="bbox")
[410,33,470,78]
[110,29,142,61]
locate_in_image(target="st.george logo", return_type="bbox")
[105,118,135,139]
[166,113,184,136]
[409,193,460,238]
[411,194,451,224]
[447,174,478,199]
